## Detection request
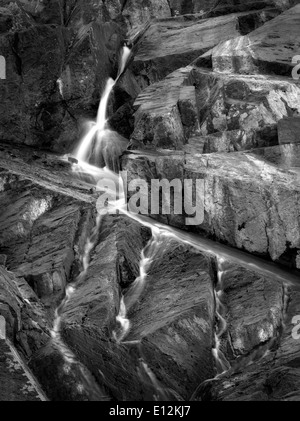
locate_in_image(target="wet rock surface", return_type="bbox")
[204,4,300,76]
[1,0,300,402]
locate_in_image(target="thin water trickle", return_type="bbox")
[211,260,231,375]
[50,40,300,399]
[113,232,162,343]
[51,45,132,374]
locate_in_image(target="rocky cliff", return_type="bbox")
[1,0,300,402]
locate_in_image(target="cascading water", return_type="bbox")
[51,45,132,363]
[212,258,230,375]
[113,226,162,343]
[51,40,300,401]
[73,46,131,168]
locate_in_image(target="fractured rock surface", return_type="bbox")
[1,0,300,403]
[132,9,279,86]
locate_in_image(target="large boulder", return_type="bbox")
[193,282,300,401]
[131,8,279,86]
[203,4,300,77]
[60,215,217,400]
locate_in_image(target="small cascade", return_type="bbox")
[73,46,131,169]
[113,296,130,343]
[113,226,163,343]
[212,257,231,375]
[51,213,103,362]
[50,44,132,372]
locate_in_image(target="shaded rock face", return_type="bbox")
[0,11,125,152]
[0,0,290,153]
[0,266,49,357]
[0,170,93,299]
[195,279,300,401]
[168,0,296,16]
[29,342,108,402]
[130,66,300,150]
[61,221,217,401]
[219,263,285,360]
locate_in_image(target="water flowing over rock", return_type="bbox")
[1,0,300,402]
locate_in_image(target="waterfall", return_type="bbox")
[113,226,163,343]
[51,45,131,362]
[212,258,230,375]
[73,46,131,166]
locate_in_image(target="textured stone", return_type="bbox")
[132,11,270,85]
[0,4,125,153]
[278,117,300,145]
[122,0,171,31]
[60,216,217,400]
[250,143,300,173]
[193,283,300,401]
[193,68,300,149]
[219,263,284,359]
[123,148,300,268]
[126,238,216,399]
[130,66,195,149]
[0,266,50,358]
[168,0,295,16]
[0,338,46,401]
[205,5,300,76]
[29,341,107,401]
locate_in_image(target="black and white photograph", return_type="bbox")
[0,0,300,406]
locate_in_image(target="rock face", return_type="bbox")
[0,169,93,299]
[0,338,46,401]
[1,0,300,403]
[168,0,296,16]
[0,1,127,152]
[0,265,49,357]
[131,8,280,86]
[130,66,300,150]
[278,117,300,145]
[61,220,217,400]
[204,4,300,76]
[193,279,300,401]
[0,264,49,400]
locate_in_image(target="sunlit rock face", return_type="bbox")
[0,266,50,357]
[0,1,126,153]
[123,149,300,269]
[168,0,297,15]
[202,4,300,76]
[129,65,300,150]
[122,0,171,31]
[60,218,216,401]
[131,8,280,87]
